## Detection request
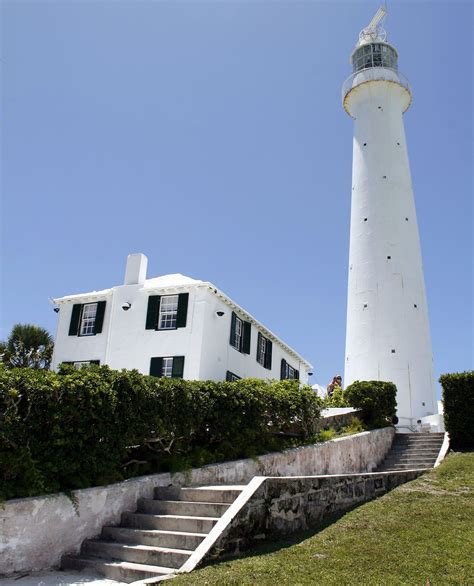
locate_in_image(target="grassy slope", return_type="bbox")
[174,453,474,585]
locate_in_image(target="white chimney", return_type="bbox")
[124,253,148,285]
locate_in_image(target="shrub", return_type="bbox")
[339,416,367,436]
[439,371,474,449]
[345,380,397,428]
[323,385,350,408]
[0,367,320,500]
[316,428,336,442]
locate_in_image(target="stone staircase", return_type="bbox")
[376,433,445,472]
[62,484,245,583]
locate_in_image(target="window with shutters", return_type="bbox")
[79,303,98,336]
[158,295,179,330]
[287,364,297,380]
[146,293,188,331]
[69,301,106,337]
[73,360,100,368]
[232,316,243,350]
[161,357,173,377]
[257,334,266,366]
[229,312,251,354]
[256,332,272,369]
[281,358,299,381]
[149,356,185,378]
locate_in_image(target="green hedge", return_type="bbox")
[440,371,474,449]
[0,366,320,500]
[345,380,397,428]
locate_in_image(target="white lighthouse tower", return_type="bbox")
[342,7,437,429]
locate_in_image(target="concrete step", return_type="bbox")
[396,433,444,437]
[122,512,219,533]
[394,436,444,443]
[392,442,443,450]
[394,437,443,443]
[384,453,437,461]
[382,460,436,468]
[390,452,440,459]
[82,540,191,569]
[101,526,206,550]
[390,447,440,455]
[154,485,245,504]
[138,498,230,517]
[61,555,174,583]
[377,463,431,471]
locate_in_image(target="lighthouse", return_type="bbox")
[342,7,437,429]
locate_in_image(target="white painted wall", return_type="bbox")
[51,267,310,384]
[344,63,436,427]
[198,291,306,382]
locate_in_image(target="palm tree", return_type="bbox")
[1,324,54,369]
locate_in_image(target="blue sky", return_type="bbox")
[2,0,472,393]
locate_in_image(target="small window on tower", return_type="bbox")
[387,256,391,260]
[391,349,396,354]
[364,218,368,222]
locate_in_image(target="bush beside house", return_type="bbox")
[0,366,321,500]
[440,371,474,449]
[0,367,401,501]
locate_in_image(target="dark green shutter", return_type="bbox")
[69,304,82,336]
[281,359,287,380]
[172,356,185,378]
[265,340,273,370]
[242,321,251,354]
[176,293,189,328]
[256,332,262,362]
[150,357,163,377]
[226,371,241,381]
[146,296,161,330]
[295,369,300,381]
[94,301,106,334]
[230,312,237,347]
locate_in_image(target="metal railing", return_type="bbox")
[342,67,411,103]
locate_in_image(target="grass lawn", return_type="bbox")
[174,452,474,585]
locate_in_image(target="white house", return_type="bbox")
[51,253,313,383]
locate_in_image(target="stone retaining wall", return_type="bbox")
[0,427,394,576]
[208,469,423,558]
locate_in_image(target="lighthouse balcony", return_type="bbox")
[342,67,412,116]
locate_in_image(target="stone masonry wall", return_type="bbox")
[209,470,423,558]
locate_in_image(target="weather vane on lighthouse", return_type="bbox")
[342,6,437,430]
